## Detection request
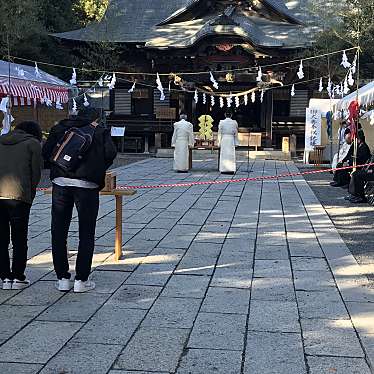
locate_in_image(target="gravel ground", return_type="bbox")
[297,164,374,270]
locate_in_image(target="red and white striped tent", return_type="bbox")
[0,60,70,107]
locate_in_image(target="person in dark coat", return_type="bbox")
[42,108,117,293]
[346,152,374,204]
[331,130,370,188]
[0,121,42,290]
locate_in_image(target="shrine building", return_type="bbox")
[56,0,320,152]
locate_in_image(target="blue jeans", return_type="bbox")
[51,185,99,281]
[0,199,31,281]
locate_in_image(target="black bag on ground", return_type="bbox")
[51,123,98,172]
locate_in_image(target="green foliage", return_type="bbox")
[0,0,43,56]
[0,0,113,80]
[309,0,374,79]
[73,0,109,25]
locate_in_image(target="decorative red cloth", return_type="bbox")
[348,100,359,138]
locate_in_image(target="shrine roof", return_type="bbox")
[54,0,320,50]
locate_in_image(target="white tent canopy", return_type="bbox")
[334,81,374,111]
[0,60,70,104]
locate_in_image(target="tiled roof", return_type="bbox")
[54,0,320,49]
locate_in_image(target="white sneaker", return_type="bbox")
[56,278,71,292]
[2,279,12,290]
[74,280,96,293]
[12,279,30,290]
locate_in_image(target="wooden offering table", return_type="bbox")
[189,139,220,170]
[45,188,137,261]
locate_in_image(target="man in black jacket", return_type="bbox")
[345,153,374,203]
[43,108,117,293]
[331,129,371,188]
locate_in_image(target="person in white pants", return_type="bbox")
[217,111,239,174]
[171,113,195,172]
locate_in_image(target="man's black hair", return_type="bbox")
[15,121,42,142]
[358,129,366,142]
[76,107,101,124]
[225,110,233,118]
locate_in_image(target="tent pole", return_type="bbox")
[352,49,360,173]
[6,33,12,129]
[353,12,361,172]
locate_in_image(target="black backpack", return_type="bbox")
[51,123,98,172]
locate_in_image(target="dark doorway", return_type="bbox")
[195,98,261,132]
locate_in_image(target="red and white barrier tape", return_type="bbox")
[115,163,374,190]
[37,163,374,192]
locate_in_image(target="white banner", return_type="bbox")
[305,108,322,151]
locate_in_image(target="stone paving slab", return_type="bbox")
[114,327,189,372]
[244,331,307,374]
[161,274,210,299]
[107,284,162,310]
[301,318,365,357]
[307,356,371,374]
[141,296,201,329]
[0,321,82,363]
[39,341,123,374]
[1,158,374,373]
[73,305,147,345]
[201,286,250,314]
[188,312,247,350]
[177,348,242,374]
[36,292,109,322]
[248,300,300,333]
[296,290,350,320]
[251,277,295,301]
[0,363,43,374]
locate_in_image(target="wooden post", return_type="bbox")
[115,194,123,261]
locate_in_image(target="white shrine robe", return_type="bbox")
[171,119,195,171]
[217,118,239,173]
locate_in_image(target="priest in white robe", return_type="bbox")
[217,111,239,174]
[171,112,195,172]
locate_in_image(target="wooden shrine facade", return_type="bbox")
[56,0,320,152]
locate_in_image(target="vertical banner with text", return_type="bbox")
[305,108,322,151]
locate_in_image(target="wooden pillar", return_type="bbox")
[115,195,123,261]
[260,90,274,148]
[144,134,150,154]
[155,133,162,149]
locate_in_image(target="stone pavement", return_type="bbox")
[1,156,374,374]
